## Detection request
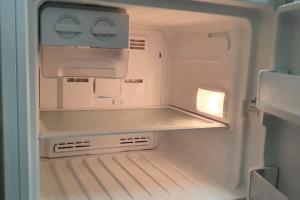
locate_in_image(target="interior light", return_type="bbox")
[196,88,226,118]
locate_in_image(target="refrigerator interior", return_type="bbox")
[39,3,253,200]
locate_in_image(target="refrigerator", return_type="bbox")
[1,0,300,200]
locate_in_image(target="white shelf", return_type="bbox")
[40,106,226,139]
[249,168,290,200]
[41,151,239,200]
[260,1,300,125]
[257,71,300,125]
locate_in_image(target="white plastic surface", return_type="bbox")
[249,168,290,200]
[41,46,129,78]
[167,19,250,124]
[39,32,164,109]
[39,132,158,158]
[40,151,239,200]
[39,107,226,138]
[257,71,300,125]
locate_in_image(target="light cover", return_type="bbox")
[196,88,226,118]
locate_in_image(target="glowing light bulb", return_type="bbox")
[196,88,225,118]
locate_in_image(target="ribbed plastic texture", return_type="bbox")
[41,152,236,200]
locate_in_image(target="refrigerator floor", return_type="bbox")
[41,151,239,200]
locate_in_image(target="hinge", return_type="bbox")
[244,97,259,115]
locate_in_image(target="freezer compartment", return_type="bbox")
[39,106,227,139]
[40,151,242,200]
[38,2,252,197]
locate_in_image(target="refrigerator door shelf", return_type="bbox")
[257,1,300,125]
[257,70,300,125]
[249,167,290,200]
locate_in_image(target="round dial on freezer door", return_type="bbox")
[54,15,82,39]
[91,17,117,41]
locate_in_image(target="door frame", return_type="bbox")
[1,0,39,199]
